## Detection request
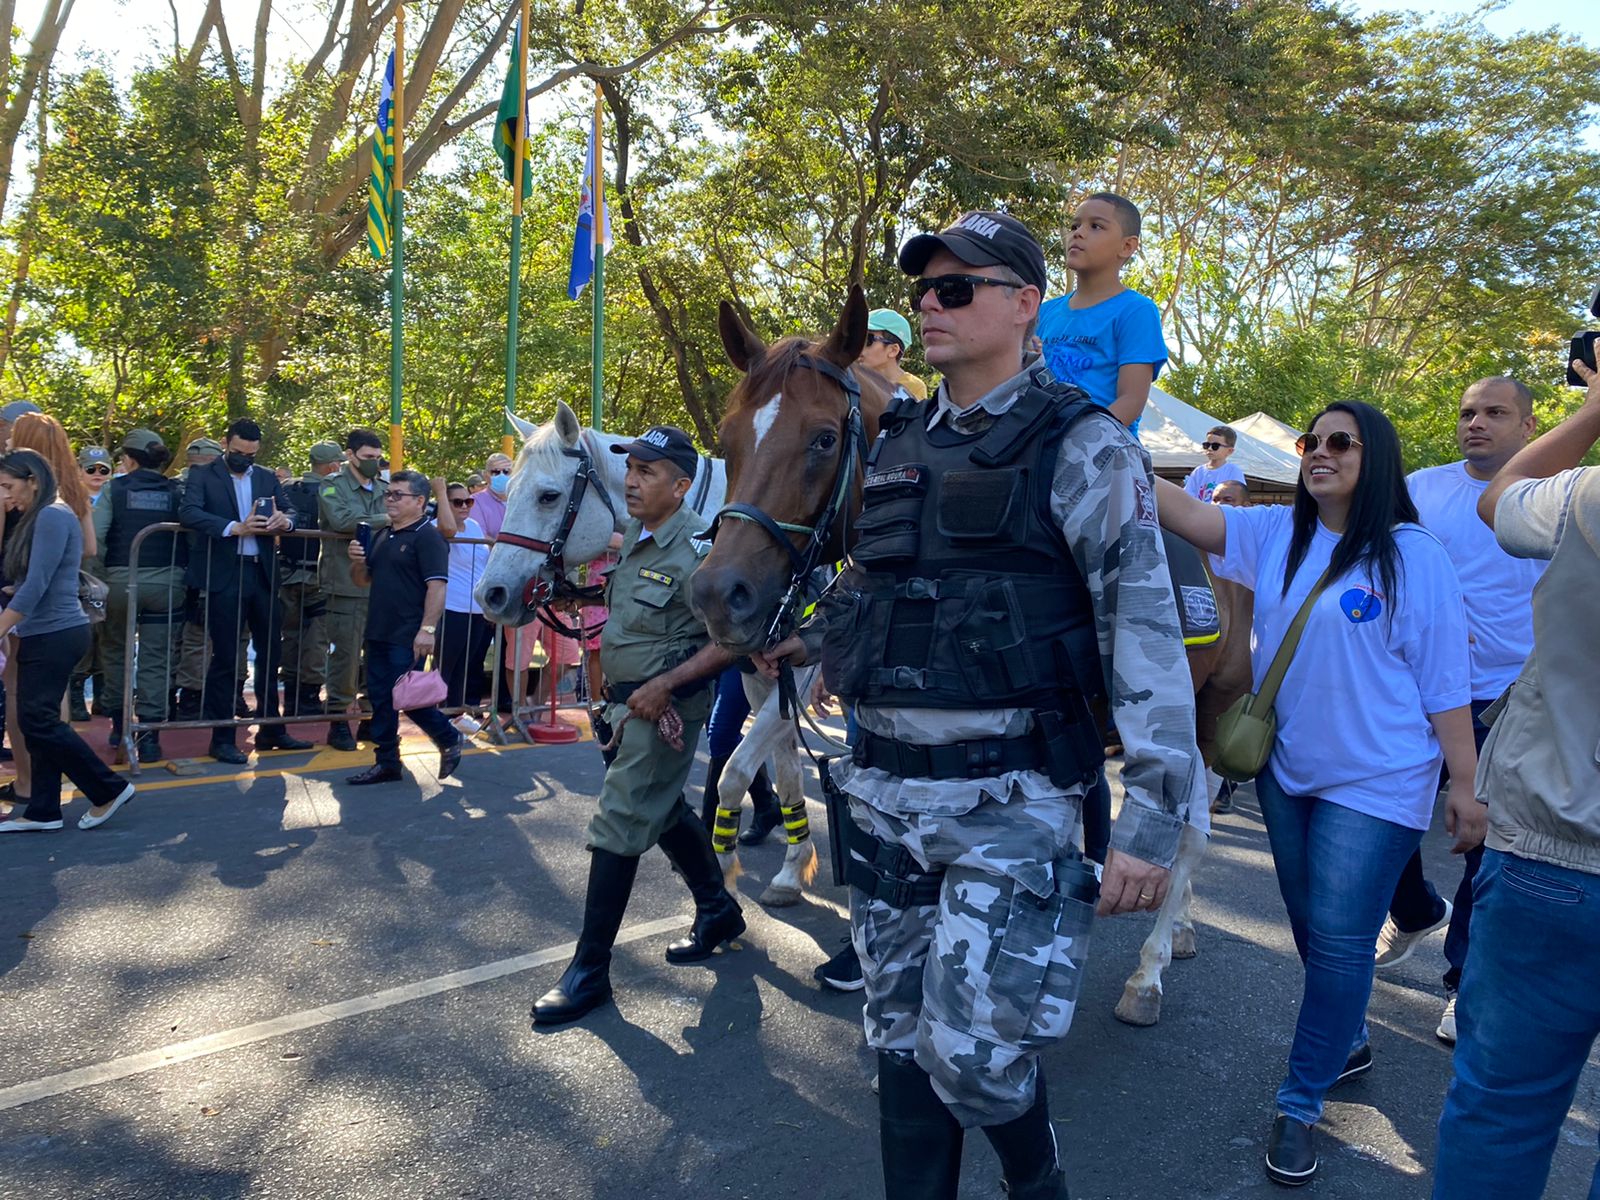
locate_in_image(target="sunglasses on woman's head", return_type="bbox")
[910,273,1019,311]
[1295,431,1363,456]
[84,464,111,475]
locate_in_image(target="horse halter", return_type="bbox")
[494,434,618,611]
[709,353,868,646]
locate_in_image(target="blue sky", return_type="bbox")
[1350,0,1595,43]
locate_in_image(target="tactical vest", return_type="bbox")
[280,477,323,567]
[822,370,1112,717]
[105,471,185,570]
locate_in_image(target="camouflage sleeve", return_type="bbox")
[1050,415,1205,869]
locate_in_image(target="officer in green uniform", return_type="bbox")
[174,437,225,717]
[95,429,187,764]
[278,442,342,716]
[532,425,744,1027]
[318,428,387,750]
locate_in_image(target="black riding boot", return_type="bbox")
[738,766,782,845]
[878,1052,963,1200]
[656,808,745,963]
[532,848,641,1026]
[982,1073,1069,1199]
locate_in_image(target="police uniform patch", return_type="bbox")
[865,465,924,490]
[1133,477,1158,528]
[639,568,675,585]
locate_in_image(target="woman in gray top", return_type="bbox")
[0,450,133,832]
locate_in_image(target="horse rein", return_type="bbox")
[708,353,868,652]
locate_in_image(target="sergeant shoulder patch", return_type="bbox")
[638,568,674,586]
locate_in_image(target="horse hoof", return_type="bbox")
[1114,984,1162,1027]
[1172,925,1197,960]
[759,882,802,907]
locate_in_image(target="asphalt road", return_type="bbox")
[1,736,1596,1200]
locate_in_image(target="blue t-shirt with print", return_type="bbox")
[1037,288,1167,437]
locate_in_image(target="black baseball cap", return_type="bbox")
[610,425,699,479]
[899,211,1048,293]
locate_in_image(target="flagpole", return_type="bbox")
[502,0,529,460]
[590,81,604,432]
[389,4,406,470]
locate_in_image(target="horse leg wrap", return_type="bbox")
[712,806,742,855]
[782,800,810,845]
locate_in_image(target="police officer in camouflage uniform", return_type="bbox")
[278,442,341,716]
[95,429,187,764]
[318,428,387,751]
[532,425,745,1027]
[758,212,1207,1200]
[174,437,225,718]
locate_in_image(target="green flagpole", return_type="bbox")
[388,5,405,469]
[590,82,604,432]
[502,1,529,458]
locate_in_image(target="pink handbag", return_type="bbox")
[391,667,447,711]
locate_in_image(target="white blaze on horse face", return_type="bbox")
[752,394,782,449]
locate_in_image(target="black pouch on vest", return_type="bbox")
[1035,708,1105,790]
[936,468,1027,548]
[854,464,928,563]
[820,585,877,700]
[945,575,1040,701]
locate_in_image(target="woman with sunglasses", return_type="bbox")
[1154,400,1483,1186]
[0,451,133,832]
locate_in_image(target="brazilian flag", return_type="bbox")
[493,21,533,198]
[366,51,395,259]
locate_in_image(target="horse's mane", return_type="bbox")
[727,336,821,413]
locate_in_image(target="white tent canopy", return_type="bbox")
[1140,388,1301,487]
[1232,410,1302,458]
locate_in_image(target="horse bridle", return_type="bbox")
[708,353,868,649]
[494,433,618,621]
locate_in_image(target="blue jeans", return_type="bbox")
[707,666,753,760]
[1434,850,1600,1199]
[366,639,459,770]
[1255,767,1425,1125]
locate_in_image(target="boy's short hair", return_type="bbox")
[1086,192,1142,238]
[1206,425,1237,447]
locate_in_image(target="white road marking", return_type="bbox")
[0,915,686,1113]
[752,394,782,447]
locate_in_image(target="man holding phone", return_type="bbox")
[179,418,312,763]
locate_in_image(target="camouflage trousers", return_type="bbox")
[848,786,1094,1128]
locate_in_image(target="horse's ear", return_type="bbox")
[506,409,538,443]
[718,300,766,374]
[554,400,583,448]
[821,285,869,368]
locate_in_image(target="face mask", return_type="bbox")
[354,457,381,480]
[224,451,254,474]
[489,473,510,495]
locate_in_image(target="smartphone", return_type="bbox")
[356,522,373,556]
[1568,331,1600,387]
[253,496,275,519]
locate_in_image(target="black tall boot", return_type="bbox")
[656,807,745,963]
[878,1051,963,1200]
[68,676,90,723]
[737,766,782,846]
[982,1073,1069,1199]
[532,848,641,1026]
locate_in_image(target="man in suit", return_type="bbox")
[179,418,313,763]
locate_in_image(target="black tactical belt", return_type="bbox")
[853,728,1047,780]
[843,819,944,908]
[604,677,712,705]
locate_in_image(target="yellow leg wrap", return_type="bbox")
[782,801,810,845]
[712,806,742,855]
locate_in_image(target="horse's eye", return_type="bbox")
[812,432,838,452]
[538,490,561,505]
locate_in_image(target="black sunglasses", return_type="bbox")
[84,464,112,475]
[488,467,512,476]
[911,273,1019,311]
[1296,431,1363,456]
[449,498,472,507]
[866,332,902,348]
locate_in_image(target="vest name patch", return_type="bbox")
[638,568,674,586]
[864,465,924,490]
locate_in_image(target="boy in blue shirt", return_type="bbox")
[1036,192,1167,435]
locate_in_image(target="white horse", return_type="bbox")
[475,401,821,907]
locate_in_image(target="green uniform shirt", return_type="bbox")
[601,502,713,718]
[317,465,388,597]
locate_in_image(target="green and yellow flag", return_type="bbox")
[493,21,533,198]
[366,51,396,259]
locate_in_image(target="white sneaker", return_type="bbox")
[1375,899,1453,969]
[1437,993,1457,1045]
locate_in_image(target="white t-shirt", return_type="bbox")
[1212,504,1471,829]
[446,517,489,613]
[1407,462,1544,701]
[1183,460,1246,502]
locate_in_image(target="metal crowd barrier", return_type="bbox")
[113,525,573,776]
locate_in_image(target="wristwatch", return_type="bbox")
[420,624,437,634]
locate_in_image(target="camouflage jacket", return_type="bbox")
[807,356,1205,869]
